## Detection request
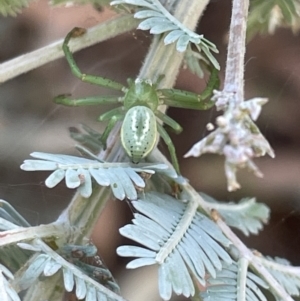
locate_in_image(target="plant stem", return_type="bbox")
[0,15,138,84]
[0,222,69,247]
[237,257,248,300]
[224,0,249,104]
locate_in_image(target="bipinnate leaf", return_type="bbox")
[0,263,20,301]
[259,256,300,297]
[17,241,125,301]
[200,261,269,301]
[0,200,30,229]
[200,193,270,236]
[110,0,219,68]
[117,192,232,300]
[21,152,170,200]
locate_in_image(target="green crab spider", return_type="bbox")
[55,28,219,174]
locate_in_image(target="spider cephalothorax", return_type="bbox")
[55,28,219,174]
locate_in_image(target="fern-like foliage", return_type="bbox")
[17,241,125,301]
[59,244,120,294]
[200,193,270,236]
[69,124,104,154]
[0,0,32,16]
[248,0,300,39]
[21,152,171,200]
[258,256,300,297]
[0,200,30,229]
[117,192,232,300]
[0,263,20,301]
[110,0,219,68]
[200,261,269,301]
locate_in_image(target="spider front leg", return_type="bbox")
[159,67,220,110]
[63,27,125,91]
[155,110,183,134]
[157,123,180,174]
[54,95,121,106]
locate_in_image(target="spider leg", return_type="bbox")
[63,28,125,91]
[54,95,121,106]
[155,110,183,134]
[157,123,180,174]
[99,107,125,121]
[158,67,219,110]
[101,114,124,149]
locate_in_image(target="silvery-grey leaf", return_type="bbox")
[124,168,145,188]
[138,17,162,30]
[89,168,110,186]
[112,0,156,10]
[133,213,169,240]
[65,169,81,189]
[200,193,270,236]
[106,169,125,200]
[168,249,194,297]
[0,201,30,227]
[30,152,93,164]
[158,264,172,301]
[75,275,87,299]
[0,218,19,230]
[150,23,178,34]
[5,280,20,301]
[119,225,160,251]
[20,160,57,171]
[132,201,176,231]
[117,245,156,258]
[112,167,137,200]
[17,242,42,252]
[134,10,162,19]
[0,264,14,280]
[43,259,62,276]
[246,278,267,301]
[45,169,65,188]
[77,168,92,198]
[97,290,108,301]
[85,285,96,301]
[126,257,157,269]
[164,30,183,44]
[18,254,49,290]
[177,243,205,285]
[119,192,232,300]
[176,34,190,52]
[63,267,74,292]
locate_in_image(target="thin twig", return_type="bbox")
[0,15,138,84]
[224,0,249,103]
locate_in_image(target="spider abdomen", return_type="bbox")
[121,106,157,163]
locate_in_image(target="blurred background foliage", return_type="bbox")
[1,0,300,300]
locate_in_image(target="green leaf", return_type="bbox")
[0,0,32,16]
[117,192,232,300]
